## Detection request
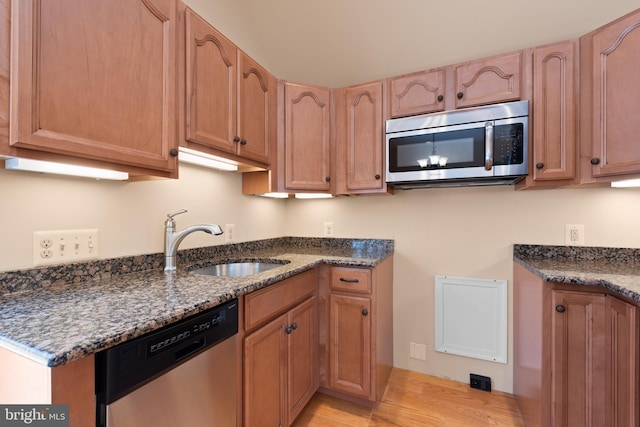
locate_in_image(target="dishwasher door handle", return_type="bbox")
[175,338,206,361]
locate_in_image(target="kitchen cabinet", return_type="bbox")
[180,6,276,167]
[282,81,333,192]
[318,256,393,405]
[518,40,578,189]
[6,0,179,177]
[579,8,640,182]
[388,50,526,117]
[335,80,390,195]
[243,269,318,427]
[513,263,639,426]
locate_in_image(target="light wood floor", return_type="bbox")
[292,368,525,426]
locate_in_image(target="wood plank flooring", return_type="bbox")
[292,368,525,426]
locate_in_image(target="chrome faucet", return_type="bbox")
[164,209,223,272]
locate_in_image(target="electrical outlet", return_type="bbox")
[565,224,585,246]
[33,229,99,266]
[323,222,334,237]
[225,224,235,243]
[409,342,427,360]
[470,373,491,392]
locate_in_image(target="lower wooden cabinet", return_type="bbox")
[243,269,318,427]
[318,257,394,406]
[514,263,639,426]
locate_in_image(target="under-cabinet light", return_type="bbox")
[259,192,290,198]
[611,178,640,188]
[4,157,129,180]
[178,147,238,171]
[294,193,334,199]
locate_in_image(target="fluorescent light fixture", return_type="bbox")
[611,178,640,188]
[294,193,334,199]
[4,157,129,180]
[178,147,238,171]
[260,192,290,198]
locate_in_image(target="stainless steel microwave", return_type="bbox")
[385,100,529,188]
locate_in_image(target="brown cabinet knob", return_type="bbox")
[325,176,331,182]
[240,139,247,145]
[456,92,464,99]
[233,136,241,143]
[285,326,293,334]
[375,174,381,180]
[291,323,297,330]
[536,162,544,169]
[590,158,600,165]
[169,148,178,157]
[437,95,444,102]
[555,305,566,313]
[362,309,368,316]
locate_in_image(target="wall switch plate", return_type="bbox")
[409,342,427,360]
[323,222,334,237]
[225,224,235,243]
[33,229,99,266]
[565,224,585,246]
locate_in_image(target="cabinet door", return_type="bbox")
[343,81,385,192]
[184,7,237,155]
[551,290,606,426]
[244,314,287,427]
[328,294,371,398]
[287,296,318,423]
[284,82,332,191]
[454,51,523,109]
[388,69,446,117]
[532,40,577,182]
[589,10,640,177]
[10,0,178,173]
[238,52,275,164]
[605,296,639,427]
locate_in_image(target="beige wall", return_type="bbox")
[1,0,640,395]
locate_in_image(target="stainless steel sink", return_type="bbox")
[189,261,287,277]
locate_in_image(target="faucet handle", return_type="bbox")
[167,209,188,220]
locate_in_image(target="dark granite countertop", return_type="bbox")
[514,244,640,303]
[0,237,393,367]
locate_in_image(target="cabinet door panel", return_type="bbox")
[287,297,318,423]
[389,69,445,117]
[551,290,606,426]
[284,83,332,191]
[345,82,384,191]
[238,52,273,164]
[10,0,177,172]
[454,52,522,109]
[185,8,236,154]
[329,294,371,398]
[244,314,287,427]
[532,40,577,182]
[590,12,640,177]
[605,296,639,426]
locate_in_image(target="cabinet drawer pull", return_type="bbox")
[240,139,247,145]
[362,309,368,316]
[536,162,544,169]
[555,305,566,313]
[437,94,444,102]
[169,148,178,157]
[375,174,381,180]
[590,158,600,165]
[285,326,293,334]
[339,278,360,283]
[291,323,297,330]
[457,92,464,99]
[233,136,240,143]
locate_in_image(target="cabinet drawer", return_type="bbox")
[330,267,371,294]
[244,269,316,331]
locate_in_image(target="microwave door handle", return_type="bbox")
[484,121,494,171]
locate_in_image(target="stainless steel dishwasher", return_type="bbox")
[96,299,238,427]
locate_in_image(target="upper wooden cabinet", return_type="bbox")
[518,40,578,189]
[8,0,179,176]
[580,8,640,181]
[389,50,525,118]
[181,6,275,167]
[282,81,333,192]
[335,80,389,195]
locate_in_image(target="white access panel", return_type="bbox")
[435,275,507,363]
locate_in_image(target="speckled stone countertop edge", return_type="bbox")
[513,244,640,304]
[0,237,394,367]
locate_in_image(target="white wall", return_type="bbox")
[284,187,640,392]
